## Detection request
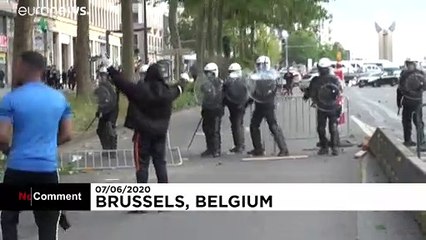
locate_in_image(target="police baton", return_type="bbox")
[84,115,98,132]
[397,107,401,116]
[187,117,203,151]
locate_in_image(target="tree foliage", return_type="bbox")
[177,0,332,69]
[286,30,348,65]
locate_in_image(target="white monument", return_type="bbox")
[375,21,395,61]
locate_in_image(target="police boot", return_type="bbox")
[403,141,416,147]
[330,125,339,156]
[249,126,264,156]
[230,146,245,154]
[318,147,329,155]
[201,136,213,157]
[270,125,289,156]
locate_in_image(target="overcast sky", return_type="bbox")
[326,0,426,63]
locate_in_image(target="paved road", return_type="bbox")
[3,88,424,240]
[345,84,426,159]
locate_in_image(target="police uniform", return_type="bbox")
[248,56,289,156]
[397,64,425,146]
[304,58,342,156]
[198,63,224,158]
[95,74,119,151]
[223,64,248,153]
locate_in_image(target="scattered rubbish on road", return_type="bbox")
[354,150,367,159]
[105,178,120,181]
[375,224,386,230]
[241,155,308,161]
[216,161,222,166]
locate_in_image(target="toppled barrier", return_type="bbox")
[368,128,426,234]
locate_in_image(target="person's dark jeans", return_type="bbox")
[133,132,168,183]
[1,168,61,240]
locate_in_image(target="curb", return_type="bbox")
[368,128,426,235]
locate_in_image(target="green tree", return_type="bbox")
[254,25,281,64]
[286,30,319,64]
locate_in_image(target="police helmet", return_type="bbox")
[405,58,417,70]
[317,57,332,75]
[228,63,242,77]
[256,56,271,72]
[204,62,219,78]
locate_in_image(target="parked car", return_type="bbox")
[358,69,399,88]
[299,72,318,92]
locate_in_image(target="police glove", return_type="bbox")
[303,94,309,101]
[107,66,120,78]
[95,111,101,118]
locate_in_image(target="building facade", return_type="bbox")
[133,1,168,64]
[35,0,122,78]
[0,0,16,85]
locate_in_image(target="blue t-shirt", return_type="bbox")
[0,82,72,172]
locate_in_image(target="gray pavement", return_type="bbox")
[345,85,426,158]
[4,89,424,240]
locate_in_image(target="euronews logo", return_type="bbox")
[17,6,89,18]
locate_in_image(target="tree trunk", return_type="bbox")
[216,0,224,56]
[12,0,36,89]
[195,3,207,77]
[168,0,181,79]
[75,0,91,100]
[206,0,214,57]
[238,18,245,59]
[250,22,255,55]
[121,0,134,81]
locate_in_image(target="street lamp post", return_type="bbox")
[281,30,289,69]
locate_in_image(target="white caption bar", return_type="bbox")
[90,183,426,211]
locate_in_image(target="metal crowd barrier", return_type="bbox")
[259,95,351,152]
[59,131,183,171]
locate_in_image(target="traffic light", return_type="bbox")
[38,18,48,33]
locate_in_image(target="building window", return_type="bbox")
[134,34,138,47]
[133,12,138,23]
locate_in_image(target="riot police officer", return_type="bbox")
[200,62,224,158]
[303,57,342,156]
[397,59,426,147]
[223,63,248,153]
[248,56,289,156]
[95,66,119,151]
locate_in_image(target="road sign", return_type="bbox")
[336,51,342,61]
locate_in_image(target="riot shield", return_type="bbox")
[247,70,279,103]
[404,72,426,101]
[194,75,223,109]
[94,80,117,114]
[223,72,249,105]
[317,83,340,112]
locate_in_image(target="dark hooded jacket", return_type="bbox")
[109,64,183,135]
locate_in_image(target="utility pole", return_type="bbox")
[143,0,149,63]
[121,0,134,81]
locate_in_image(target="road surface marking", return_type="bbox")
[195,132,204,136]
[350,115,376,137]
[351,115,403,142]
[360,156,368,183]
[105,178,120,181]
[242,155,309,161]
[363,98,400,121]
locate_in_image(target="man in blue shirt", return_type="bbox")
[0,51,73,240]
